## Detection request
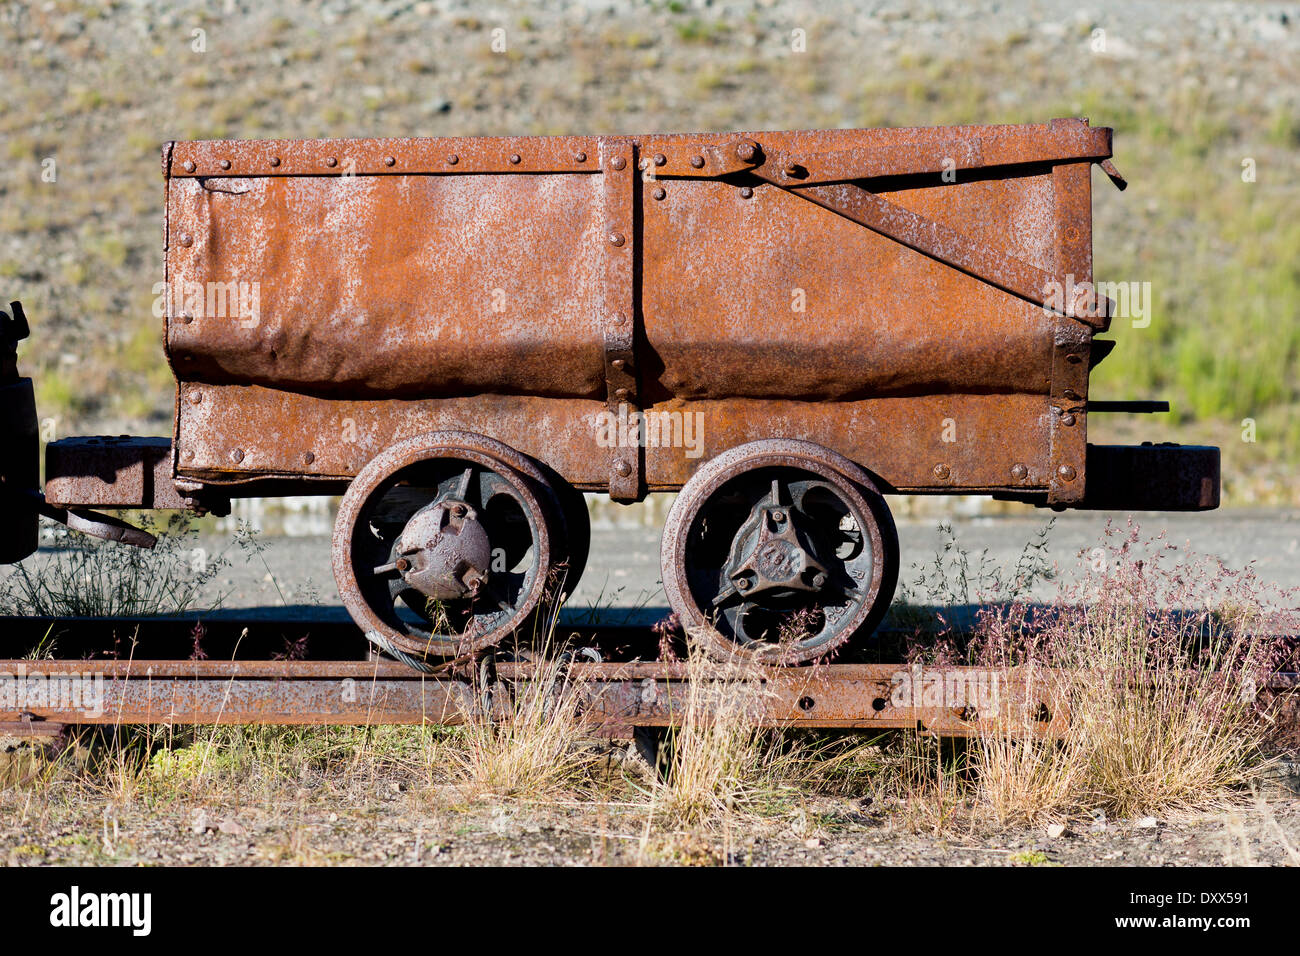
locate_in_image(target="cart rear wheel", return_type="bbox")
[660,439,898,664]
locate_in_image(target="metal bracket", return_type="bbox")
[598,137,641,502]
[1046,154,1095,505]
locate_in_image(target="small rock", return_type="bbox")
[1046,823,1067,839]
[55,15,85,40]
[1136,816,1158,829]
[804,838,821,849]
[218,819,246,836]
[190,810,212,835]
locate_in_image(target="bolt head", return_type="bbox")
[1061,413,1077,426]
[614,460,632,477]
[737,578,752,591]
[229,448,244,464]
[608,232,625,247]
[325,157,337,168]
[736,141,757,162]
[269,156,281,167]
[573,151,587,163]
[612,312,626,325]
[652,186,666,200]
[739,186,754,199]
[771,510,785,523]
[182,160,196,173]
[812,572,827,588]
[219,159,231,170]
[302,451,315,465]
[1058,465,1077,481]
[447,154,459,165]
[510,153,521,164]
[179,234,193,247]
[933,464,951,480]
[611,156,627,171]
[1010,463,1028,480]
[611,358,625,369]
[690,155,705,169]
[188,391,202,405]
[653,153,666,167]
[384,156,395,167]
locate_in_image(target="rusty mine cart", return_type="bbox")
[0,118,1219,667]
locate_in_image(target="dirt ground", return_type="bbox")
[3,737,1297,867]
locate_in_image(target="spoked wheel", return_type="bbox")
[660,439,899,664]
[333,432,568,665]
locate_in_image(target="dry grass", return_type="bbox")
[645,634,809,828]
[0,514,229,617]
[444,648,601,800]
[967,523,1295,825]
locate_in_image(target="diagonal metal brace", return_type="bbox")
[751,173,1112,327]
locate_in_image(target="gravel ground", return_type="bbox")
[3,760,1298,867]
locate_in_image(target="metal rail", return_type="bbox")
[0,657,1066,738]
[1,617,1295,743]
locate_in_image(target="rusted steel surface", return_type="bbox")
[45,436,188,509]
[9,655,1298,743]
[750,177,1112,324]
[169,135,602,178]
[598,138,640,501]
[4,654,1296,740]
[0,657,1067,738]
[331,431,561,661]
[172,384,1055,493]
[8,118,1224,659]
[167,123,1112,183]
[160,119,1135,507]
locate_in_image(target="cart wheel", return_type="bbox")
[333,431,564,662]
[533,460,590,600]
[660,439,898,664]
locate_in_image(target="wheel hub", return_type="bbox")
[720,490,829,603]
[384,497,491,602]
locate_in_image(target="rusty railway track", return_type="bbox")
[1,616,1298,745]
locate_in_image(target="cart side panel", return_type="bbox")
[165,173,606,400]
[173,384,1050,494]
[641,169,1060,403]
